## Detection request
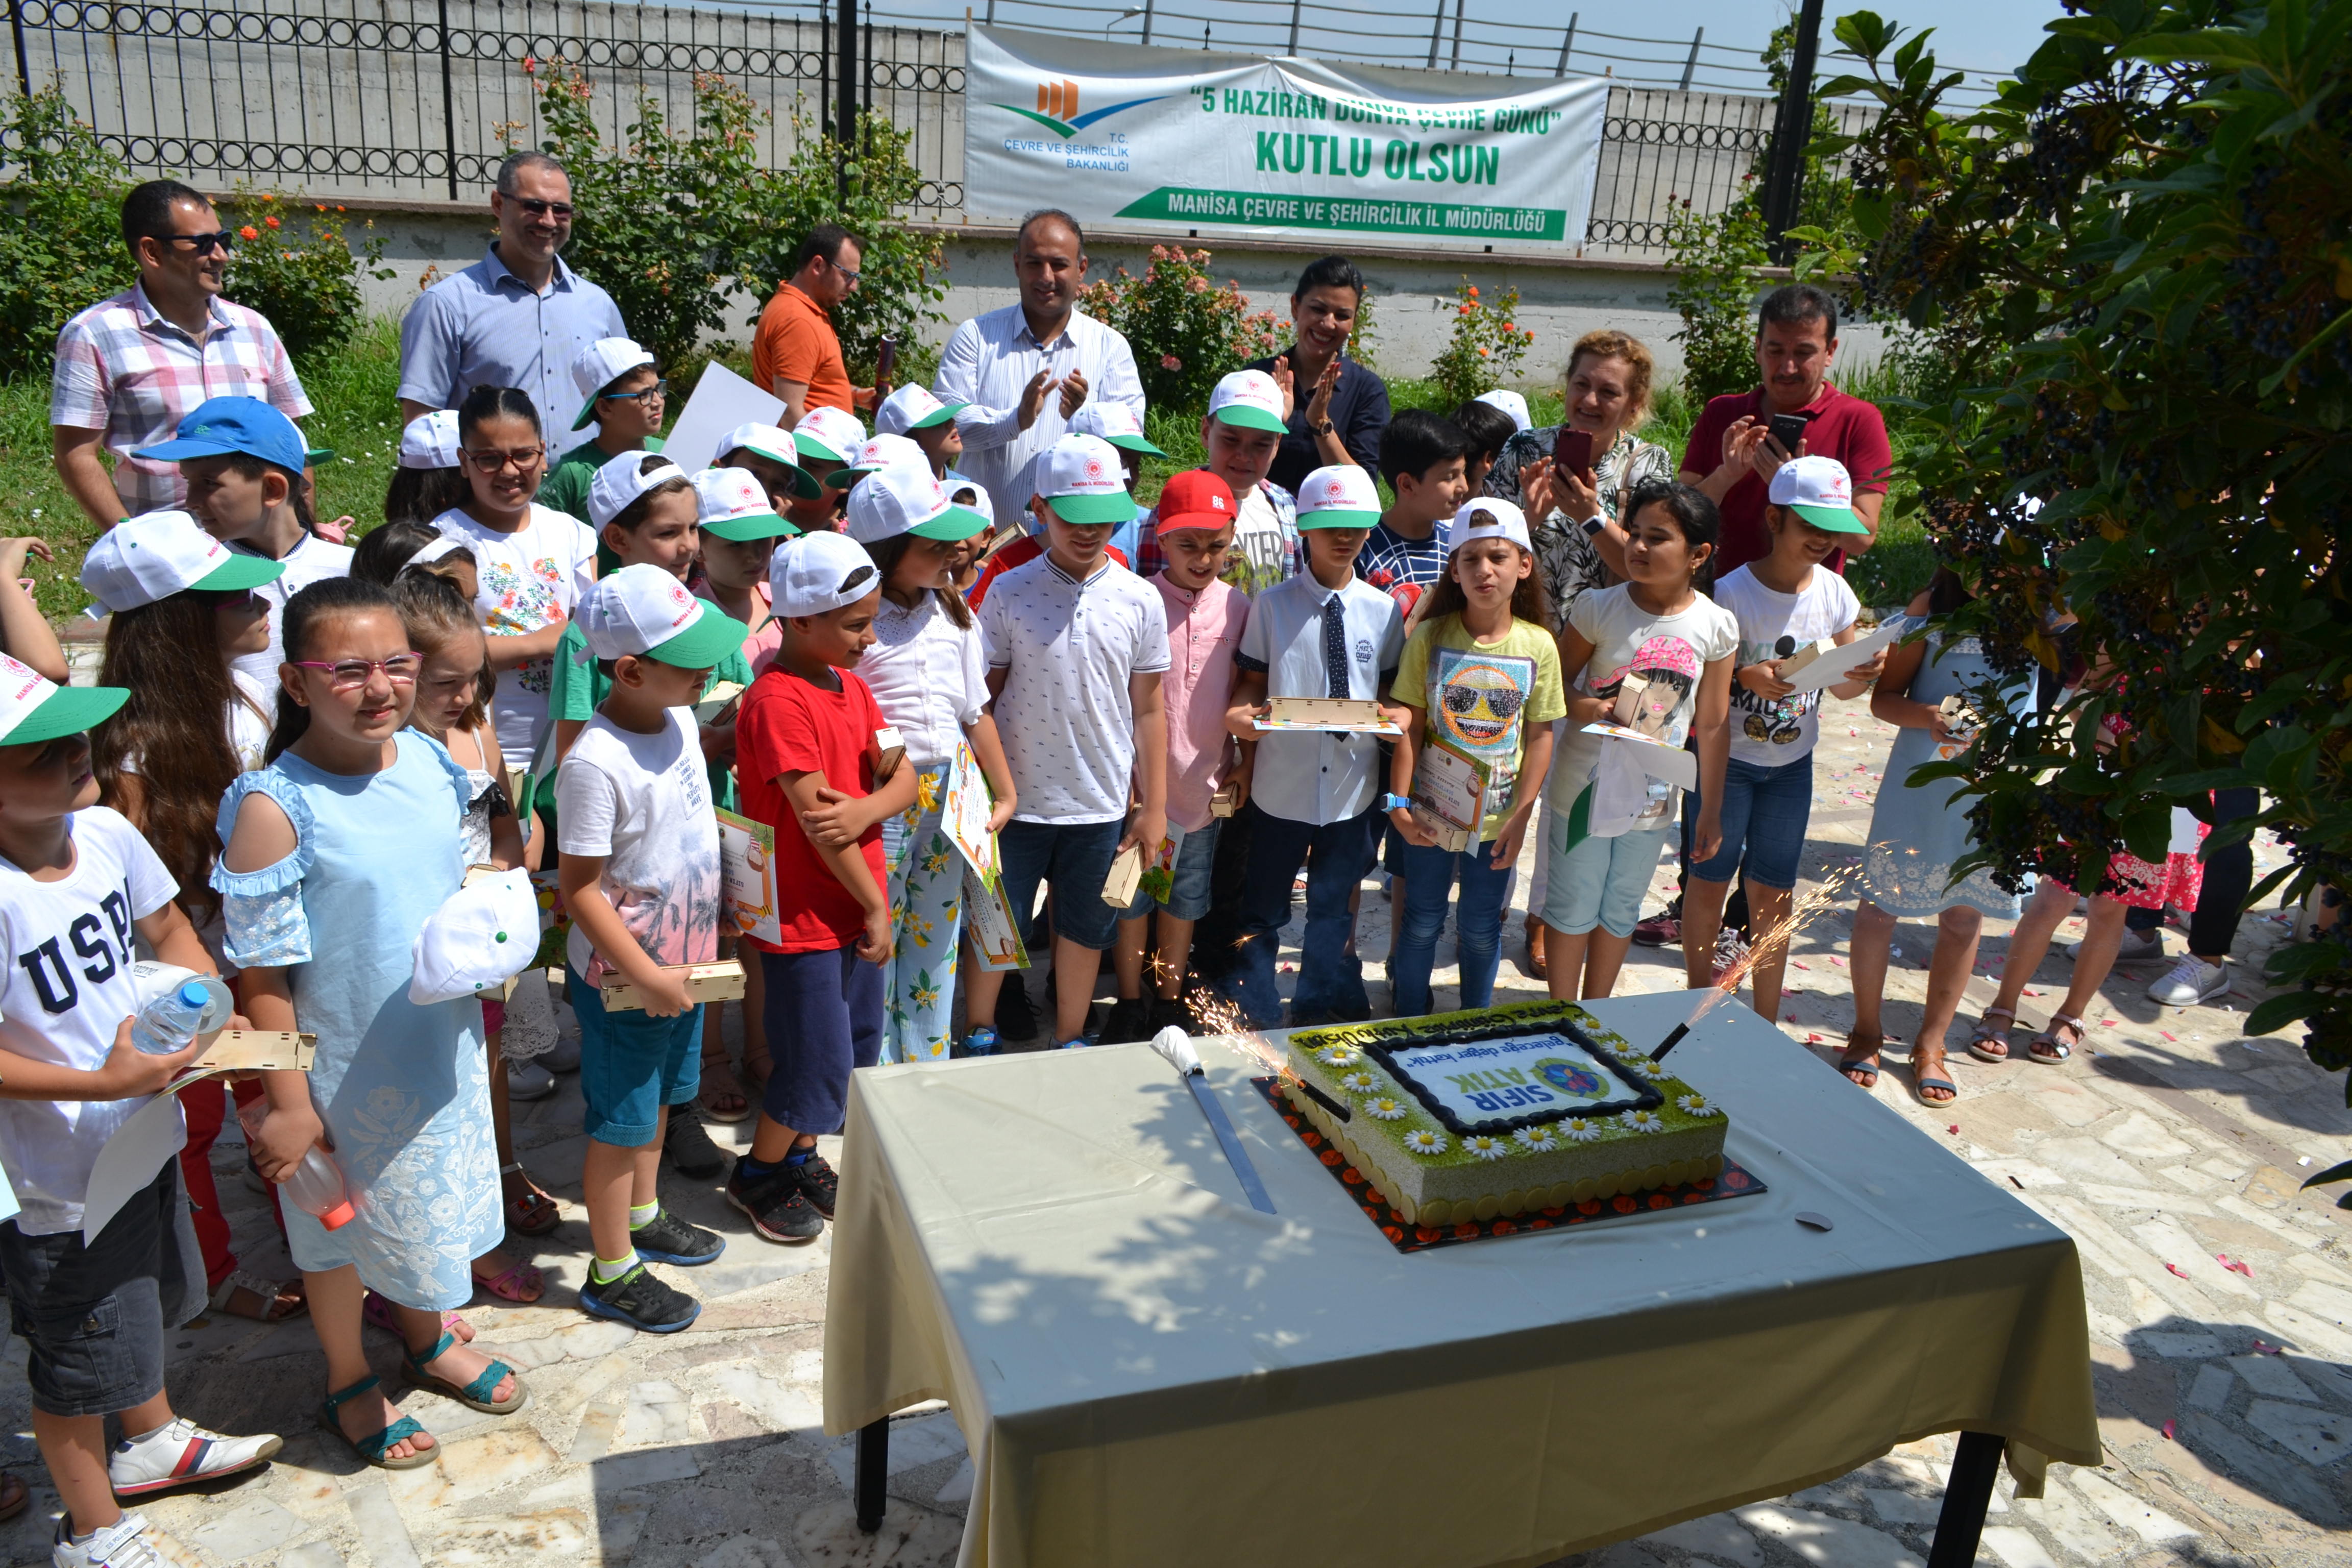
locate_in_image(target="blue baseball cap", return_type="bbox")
[133,396,308,476]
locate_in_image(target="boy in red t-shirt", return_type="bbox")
[727,532,916,1243]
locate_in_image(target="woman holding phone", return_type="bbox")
[1480,329,1674,975]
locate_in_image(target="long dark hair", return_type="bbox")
[1623,478,1720,594]
[92,594,246,926]
[457,384,541,442]
[384,467,471,531]
[1418,533,1551,629]
[351,519,443,585]
[265,577,405,763]
[862,532,974,629]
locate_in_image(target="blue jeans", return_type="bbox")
[1689,754,1815,892]
[997,817,1128,952]
[1392,837,1517,1017]
[1223,801,1380,1026]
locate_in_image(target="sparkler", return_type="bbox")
[1656,870,1854,1060]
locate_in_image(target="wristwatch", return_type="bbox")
[1381,793,1413,813]
[1579,514,1607,537]
[1311,418,1337,437]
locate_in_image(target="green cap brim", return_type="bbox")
[572,391,600,431]
[723,443,823,501]
[1298,507,1380,530]
[1209,405,1287,434]
[2,685,128,747]
[191,554,288,592]
[303,446,333,466]
[1042,491,1139,524]
[1107,433,1168,457]
[794,434,850,470]
[907,505,991,542]
[1790,501,1869,535]
[702,512,801,542]
[643,607,749,670]
[909,402,966,430]
[825,463,880,487]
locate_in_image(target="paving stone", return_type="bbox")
[619,1379,696,1448]
[791,1499,963,1566]
[2098,1112,2198,1160]
[1977,1525,2062,1568]
[2243,1396,2352,1465]
[2185,1364,2236,1410]
[2011,1480,2129,1562]
[932,1458,974,1506]
[1728,1504,1922,1567]
[2129,1218,2259,1299]
[1860,1488,1941,1525]
[344,1483,422,1568]
[704,1365,824,1438]
[418,1507,595,1562]
[1638,1512,1761,1566]
[2177,1412,2349,1528]
[277,1545,344,1568]
[184,1496,304,1561]
[822,1413,966,1489]
[688,1540,793,1568]
[495,1318,638,1369]
[2129,1330,2224,1359]
[2226,1352,2316,1403]
[2064,1468,2200,1544]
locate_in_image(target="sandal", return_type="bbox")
[1525,916,1549,981]
[363,1289,473,1344]
[0,1468,26,1522]
[1966,1006,2018,1064]
[1912,1045,1959,1106]
[698,1056,752,1123]
[208,1268,308,1322]
[1836,1034,1882,1090]
[471,1256,545,1305]
[404,1329,528,1415]
[501,1162,561,1236]
[2029,1013,2083,1065]
[317,1374,435,1470]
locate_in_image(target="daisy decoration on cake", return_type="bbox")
[1515,1124,1561,1154]
[1560,1118,1601,1143]
[1403,1129,1449,1156]
[1622,1108,1666,1133]
[1337,1070,1379,1094]
[1675,1093,1720,1117]
[1363,1096,1408,1121]
[1314,1045,1361,1068]
[1630,1056,1668,1080]
[1464,1135,1509,1162]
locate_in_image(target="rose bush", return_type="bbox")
[1078,245,1282,412]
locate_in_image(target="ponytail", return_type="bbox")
[265,577,403,763]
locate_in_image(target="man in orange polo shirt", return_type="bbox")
[750,223,872,428]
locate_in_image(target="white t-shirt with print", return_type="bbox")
[430,504,599,768]
[1714,564,1861,767]
[228,529,356,690]
[0,808,180,1234]
[1549,583,1739,810]
[556,707,722,980]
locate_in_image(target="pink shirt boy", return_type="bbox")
[1154,571,1247,831]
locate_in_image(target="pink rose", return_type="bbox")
[1161,354,1183,371]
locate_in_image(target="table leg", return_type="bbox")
[855,1418,889,1533]
[1926,1430,2003,1567]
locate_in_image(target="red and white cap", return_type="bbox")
[1295,464,1382,529]
[576,563,744,668]
[1205,369,1287,433]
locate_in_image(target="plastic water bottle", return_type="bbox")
[127,964,232,1056]
[234,1098,356,1230]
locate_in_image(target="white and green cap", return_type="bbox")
[873,384,966,436]
[0,652,125,747]
[716,421,821,500]
[1205,369,1287,433]
[845,462,990,545]
[1294,464,1382,529]
[570,336,656,430]
[577,563,746,668]
[1069,401,1166,456]
[80,509,286,612]
[1035,434,1138,524]
[793,406,867,472]
[693,467,800,542]
[587,449,684,530]
[827,432,930,486]
[1767,454,1867,534]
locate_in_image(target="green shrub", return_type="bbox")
[1077,245,1284,413]
[0,84,132,380]
[1665,197,1770,404]
[1427,279,1534,408]
[218,191,391,365]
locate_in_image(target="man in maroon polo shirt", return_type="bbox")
[1679,284,1892,577]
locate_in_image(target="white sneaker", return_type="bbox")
[53,1512,200,1568]
[507,1059,558,1100]
[2147,955,2229,1007]
[2068,927,2163,964]
[109,1417,282,1498]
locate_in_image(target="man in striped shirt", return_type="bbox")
[51,180,312,530]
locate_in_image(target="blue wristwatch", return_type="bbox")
[1381,793,1413,813]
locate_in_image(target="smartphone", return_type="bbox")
[1767,411,1811,458]
[1553,427,1594,484]
[875,336,897,398]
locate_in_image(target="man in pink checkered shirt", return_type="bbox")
[51,179,311,530]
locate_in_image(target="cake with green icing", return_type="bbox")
[1281,1000,1726,1227]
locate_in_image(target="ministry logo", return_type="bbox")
[999,78,1162,139]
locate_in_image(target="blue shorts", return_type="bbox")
[1542,819,1674,939]
[759,945,884,1136]
[999,817,1127,951]
[1120,818,1221,922]
[1690,754,1814,892]
[2,1165,180,1417]
[570,964,703,1147]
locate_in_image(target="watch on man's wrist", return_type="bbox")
[1381,793,1414,813]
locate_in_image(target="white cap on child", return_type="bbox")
[577,563,745,666]
[398,409,462,471]
[1204,369,1287,432]
[828,432,931,485]
[80,510,285,613]
[943,472,994,526]
[1033,434,1137,523]
[587,450,683,530]
[844,462,990,546]
[570,337,656,431]
[409,868,541,1005]
[1294,465,1382,529]
[1473,389,1533,433]
[873,384,966,436]
[406,533,470,569]
[772,531,881,618]
[793,406,867,471]
[1450,497,1533,554]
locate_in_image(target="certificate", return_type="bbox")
[1252,696,1403,736]
[1577,723,1699,789]
[1408,740,1488,853]
[962,865,1031,972]
[716,807,781,946]
[1782,619,1904,694]
[941,739,1001,880]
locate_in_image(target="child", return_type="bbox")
[1222,464,1404,1027]
[1105,471,1248,1040]
[966,434,1170,1049]
[427,386,598,776]
[1540,480,1737,1001]
[350,519,445,587]
[137,395,354,694]
[538,338,667,529]
[219,578,522,1471]
[970,420,1141,608]
[945,481,996,599]
[788,407,868,533]
[1387,500,1564,1015]
[842,463,1013,1062]
[1071,401,1164,495]
[1125,370,1298,594]
[730,532,917,1238]
[716,422,821,520]
[385,408,469,529]
[1360,409,1470,620]
[0,654,286,1564]
[1450,397,1520,498]
[873,384,971,480]
[1681,457,1885,1023]
[1846,569,2024,1101]
[81,512,301,1328]
[555,567,736,1328]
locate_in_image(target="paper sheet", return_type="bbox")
[660,362,787,477]
[82,1089,188,1244]
[1577,723,1699,789]
[941,740,1001,880]
[717,807,781,946]
[1783,618,1905,694]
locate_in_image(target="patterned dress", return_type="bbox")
[1856,626,2025,919]
[880,763,963,1065]
[212,730,500,1310]
[1483,427,1676,632]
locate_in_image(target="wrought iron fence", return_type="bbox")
[3,0,1865,258]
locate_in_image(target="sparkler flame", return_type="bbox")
[1185,985,1302,1090]
[1668,871,1855,1048]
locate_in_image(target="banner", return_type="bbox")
[965,26,1608,255]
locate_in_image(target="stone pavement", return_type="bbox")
[3,691,2345,1568]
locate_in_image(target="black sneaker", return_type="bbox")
[1098,995,1153,1044]
[579,1262,700,1332]
[664,1109,727,1180]
[995,970,1040,1042]
[629,1207,724,1266]
[785,1148,840,1219]
[726,1157,824,1243]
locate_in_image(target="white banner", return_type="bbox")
[965,26,1609,254]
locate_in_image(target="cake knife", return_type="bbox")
[1149,1027,1277,1215]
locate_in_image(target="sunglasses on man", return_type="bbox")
[508,197,576,219]
[159,232,236,256]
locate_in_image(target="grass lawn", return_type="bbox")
[0,316,1934,623]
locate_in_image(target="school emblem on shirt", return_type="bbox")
[1355,636,1374,666]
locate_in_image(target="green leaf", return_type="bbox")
[2245,991,2322,1038]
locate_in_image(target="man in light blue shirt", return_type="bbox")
[397,151,626,454]
[932,209,1145,529]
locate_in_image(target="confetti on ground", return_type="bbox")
[2101,1018,2118,1026]
[1947,1124,1960,1135]
[2161,1031,2178,1042]
[2162,1420,2176,1441]
[2166,1263,2189,1279]
[2219,1255,2252,1278]
[1793,961,1810,970]
[2008,1175,2024,1189]
[1805,1033,1822,1043]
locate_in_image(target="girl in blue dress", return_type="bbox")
[217,577,526,1470]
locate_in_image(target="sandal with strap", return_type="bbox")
[1836,1036,1882,1089]
[471,1257,545,1304]
[501,1162,561,1236]
[362,1289,472,1345]
[317,1374,435,1469]
[208,1268,307,1322]
[698,1057,753,1123]
[405,1329,528,1415]
[2030,1013,2083,1065]
[1912,1046,1959,1106]
[1967,1006,2019,1064]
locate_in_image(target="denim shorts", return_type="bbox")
[998,817,1128,951]
[3,1165,178,1417]
[1542,818,1674,939]
[1690,754,1814,891]
[1120,818,1220,922]
[570,964,703,1146]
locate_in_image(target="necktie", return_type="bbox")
[1322,597,1349,700]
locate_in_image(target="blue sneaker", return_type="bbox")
[1057,1037,1091,1050]
[963,1027,998,1057]
[629,1208,724,1266]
